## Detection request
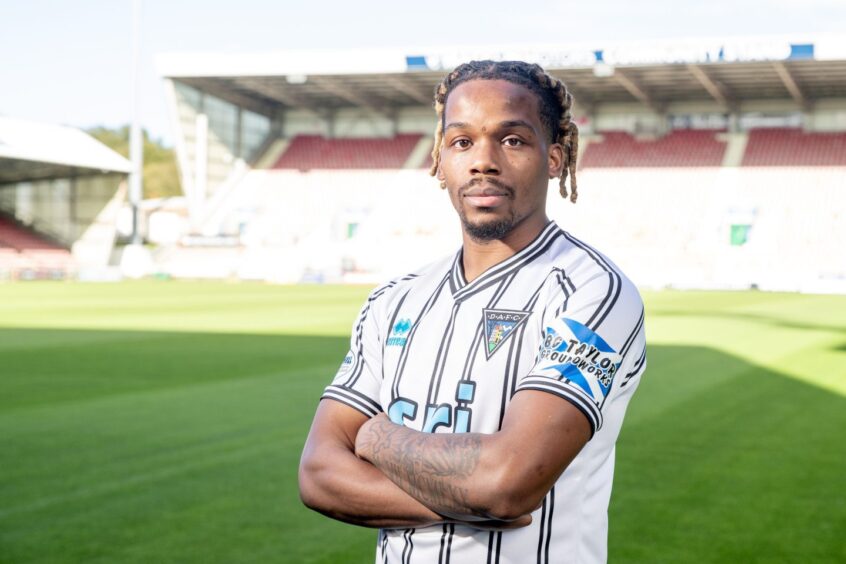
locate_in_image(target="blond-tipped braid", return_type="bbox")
[428,60,579,203]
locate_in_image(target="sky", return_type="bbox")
[1,0,845,145]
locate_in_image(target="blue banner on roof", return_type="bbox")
[788,44,814,60]
[406,56,429,70]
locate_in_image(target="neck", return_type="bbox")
[461,214,549,282]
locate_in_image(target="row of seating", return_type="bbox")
[741,128,846,166]
[267,129,846,169]
[580,130,727,168]
[0,215,65,251]
[0,216,75,280]
[273,134,422,170]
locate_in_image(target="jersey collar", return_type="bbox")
[448,221,562,301]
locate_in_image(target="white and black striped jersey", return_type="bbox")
[323,221,647,564]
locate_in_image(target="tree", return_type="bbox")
[87,126,181,199]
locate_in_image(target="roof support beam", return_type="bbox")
[179,78,278,118]
[384,76,431,105]
[613,70,661,113]
[309,76,394,120]
[687,64,732,110]
[772,62,809,109]
[235,78,330,121]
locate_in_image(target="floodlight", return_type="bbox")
[286,74,308,84]
[593,63,615,78]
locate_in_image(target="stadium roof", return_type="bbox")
[157,35,846,117]
[0,117,131,185]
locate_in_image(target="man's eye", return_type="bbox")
[503,137,524,147]
[452,139,471,148]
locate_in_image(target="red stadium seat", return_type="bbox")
[0,215,66,251]
[581,130,727,168]
[0,215,74,279]
[273,134,422,170]
[742,128,846,166]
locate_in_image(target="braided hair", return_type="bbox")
[429,60,579,203]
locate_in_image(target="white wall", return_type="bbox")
[164,166,845,293]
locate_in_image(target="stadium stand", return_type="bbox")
[153,40,846,291]
[0,214,74,280]
[741,128,846,166]
[0,117,129,280]
[0,214,65,250]
[547,166,846,293]
[169,125,845,290]
[580,130,728,168]
[272,134,423,170]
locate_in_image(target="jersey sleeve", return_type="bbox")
[516,271,646,436]
[320,289,385,418]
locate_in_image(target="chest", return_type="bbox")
[378,288,544,433]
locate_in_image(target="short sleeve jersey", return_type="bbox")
[322,221,646,564]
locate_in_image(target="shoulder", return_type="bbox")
[538,229,644,348]
[546,229,642,308]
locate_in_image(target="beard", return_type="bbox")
[459,208,517,242]
[455,177,518,242]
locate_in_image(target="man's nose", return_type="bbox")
[469,140,501,175]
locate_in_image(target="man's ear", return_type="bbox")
[548,143,565,179]
[436,166,445,181]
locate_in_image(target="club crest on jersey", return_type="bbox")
[387,318,413,347]
[483,308,531,359]
[535,318,622,402]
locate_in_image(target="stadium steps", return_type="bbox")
[718,132,749,167]
[403,136,434,169]
[253,138,290,169]
[70,182,125,270]
[195,159,249,234]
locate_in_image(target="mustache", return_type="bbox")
[458,177,515,196]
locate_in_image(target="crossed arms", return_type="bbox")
[298,389,591,529]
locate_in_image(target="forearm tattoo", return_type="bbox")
[359,417,484,516]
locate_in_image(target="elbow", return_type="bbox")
[478,459,549,521]
[298,471,318,511]
[484,486,544,522]
[298,453,328,513]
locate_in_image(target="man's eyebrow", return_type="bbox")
[444,120,536,132]
[499,120,535,131]
[444,121,468,131]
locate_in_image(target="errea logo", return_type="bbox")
[387,318,412,347]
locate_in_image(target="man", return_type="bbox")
[299,60,646,564]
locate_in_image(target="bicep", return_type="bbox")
[298,399,371,510]
[302,398,370,459]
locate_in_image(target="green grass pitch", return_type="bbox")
[1,281,844,563]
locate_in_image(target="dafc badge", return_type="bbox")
[483,308,531,359]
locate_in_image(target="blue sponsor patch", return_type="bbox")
[387,318,413,347]
[533,318,622,401]
[337,351,355,376]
